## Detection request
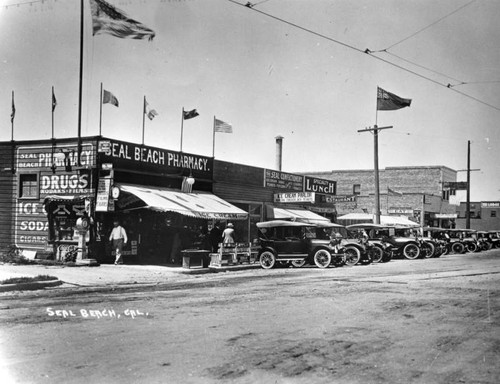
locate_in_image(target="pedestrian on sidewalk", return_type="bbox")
[109,220,127,265]
[222,223,235,245]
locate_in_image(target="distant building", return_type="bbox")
[302,166,459,227]
[456,201,500,231]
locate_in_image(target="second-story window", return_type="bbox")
[353,184,361,195]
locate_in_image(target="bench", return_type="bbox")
[181,250,211,269]
[209,243,260,267]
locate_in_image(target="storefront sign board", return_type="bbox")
[99,139,213,180]
[274,192,315,203]
[264,169,303,191]
[304,176,336,195]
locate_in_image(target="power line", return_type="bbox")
[228,0,500,112]
[383,0,477,51]
[382,51,464,84]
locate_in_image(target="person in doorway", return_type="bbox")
[109,220,128,265]
[209,222,223,252]
[222,223,235,245]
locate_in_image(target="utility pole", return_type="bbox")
[466,140,471,229]
[457,141,480,229]
[357,125,393,224]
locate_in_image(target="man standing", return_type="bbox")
[109,220,127,265]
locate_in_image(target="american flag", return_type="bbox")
[214,118,233,133]
[90,0,155,41]
[103,90,119,107]
[144,100,158,120]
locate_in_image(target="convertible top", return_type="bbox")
[347,223,386,229]
[256,220,318,228]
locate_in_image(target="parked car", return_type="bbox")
[488,230,500,248]
[447,229,480,253]
[317,223,373,266]
[255,220,346,269]
[346,223,392,263]
[420,227,448,257]
[477,231,494,250]
[368,226,422,260]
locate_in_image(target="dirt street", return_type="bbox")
[1,251,499,384]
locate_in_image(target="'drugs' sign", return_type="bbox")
[40,172,91,195]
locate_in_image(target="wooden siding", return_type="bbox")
[0,144,15,254]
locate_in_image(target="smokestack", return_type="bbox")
[275,135,283,171]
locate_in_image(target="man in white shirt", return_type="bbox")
[109,220,128,265]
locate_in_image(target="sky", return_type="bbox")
[1,0,500,202]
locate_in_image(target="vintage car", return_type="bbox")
[316,223,373,266]
[419,227,448,257]
[256,220,349,269]
[477,231,494,250]
[346,223,392,263]
[488,230,500,248]
[446,229,480,253]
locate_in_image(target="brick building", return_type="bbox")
[303,166,459,227]
[456,201,500,231]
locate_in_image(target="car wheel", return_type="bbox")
[451,242,465,254]
[344,246,361,266]
[403,243,420,260]
[259,251,276,269]
[465,242,478,253]
[313,249,331,269]
[370,246,384,263]
[421,242,435,258]
[291,259,306,268]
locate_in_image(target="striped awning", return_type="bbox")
[115,184,248,220]
[268,206,331,224]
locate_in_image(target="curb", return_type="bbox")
[0,279,63,292]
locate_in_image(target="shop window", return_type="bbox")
[491,210,497,218]
[19,173,39,199]
[353,184,361,195]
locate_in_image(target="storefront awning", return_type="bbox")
[337,213,418,226]
[116,184,248,220]
[267,206,331,224]
[432,213,458,219]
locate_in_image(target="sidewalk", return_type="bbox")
[0,262,260,292]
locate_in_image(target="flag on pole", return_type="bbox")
[52,88,57,112]
[103,89,119,107]
[144,100,158,120]
[387,187,403,196]
[377,87,412,110]
[90,0,156,41]
[11,92,15,123]
[214,118,233,133]
[183,109,199,120]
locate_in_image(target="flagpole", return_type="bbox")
[77,0,84,166]
[11,90,15,174]
[142,96,146,146]
[51,86,55,171]
[99,83,103,136]
[11,90,14,142]
[180,108,184,152]
[212,116,216,158]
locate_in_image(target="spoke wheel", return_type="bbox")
[291,259,306,268]
[313,249,331,269]
[451,242,465,254]
[344,246,361,266]
[465,242,478,253]
[403,243,420,260]
[370,246,384,263]
[421,242,435,258]
[259,251,276,269]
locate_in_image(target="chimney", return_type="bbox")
[275,135,283,171]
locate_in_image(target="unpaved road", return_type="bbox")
[1,252,499,384]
